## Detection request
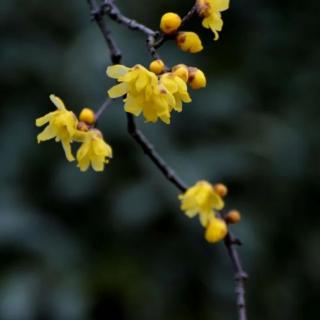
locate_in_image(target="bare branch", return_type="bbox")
[87,0,122,64]
[127,113,188,192]
[86,1,248,319]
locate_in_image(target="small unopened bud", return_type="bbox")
[172,64,189,82]
[176,32,203,53]
[188,67,206,89]
[225,210,241,224]
[213,183,228,197]
[79,108,96,125]
[205,218,228,244]
[149,59,165,74]
[160,12,182,34]
[77,121,89,132]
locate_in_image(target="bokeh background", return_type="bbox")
[1,0,320,319]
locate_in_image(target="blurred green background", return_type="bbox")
[1,0,320,319]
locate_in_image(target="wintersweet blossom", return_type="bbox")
[205,216,228,243]
[176,32,203,53]
[76,129,113,172]
[36,95,77,161]
[179,180,224,227]
[196,0,230,40]
[160,72,191,112]
[107,64,192,124]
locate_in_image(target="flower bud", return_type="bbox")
[188,67,206,89]
[225,210,241,224]
[176,32,203,53]
[172,64,189,82]
[160,12,182,34]
[205,218,228,243]
[77,121,89,132]
[79,108,96,125]
[149,59,165,74]
[213,183,228,197]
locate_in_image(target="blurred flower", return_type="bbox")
[172,64,189,82]
[196,0,229,40]
[79,107,96,125]
[205,216,228,243]
[179,180,224,227]
[188,67,207,89]
[36,95,78,161]
[160,12,182,34]
[176,32,203,53]
[76,129,112,172]
[149,59,166,75]
[160,72,191,112]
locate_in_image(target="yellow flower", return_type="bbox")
[36,94,78,161]
[107,64,192,124]
[176,32,203,53]
[172,64,189,82]
[76,129,112,172]
[196,0,230,40]
[205,216,228,243]
[160,72,191,112]
[188,67,207,89]
[179,180,224,227]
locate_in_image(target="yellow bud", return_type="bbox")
[172,64,189,82]
[149,59,165,75]
[225,210,241,224]
[213,183,228,197]
[205,218,228,244]
[188,67,207,89]
[79,108,96,125]
[160,12,182,34]
[176,32,203,53]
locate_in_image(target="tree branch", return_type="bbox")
[87,0,122,64]
[225,233,248,320]
[127,113,188,192]
[86,1,248,319]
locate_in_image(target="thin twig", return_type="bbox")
[87,0,122,64]
[127,113,188,192]
[95,98,112,120]
[224,233,248,320]
[86,1,248,319]
[101,0,156,36]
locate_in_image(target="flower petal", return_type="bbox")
[108,82,128,98]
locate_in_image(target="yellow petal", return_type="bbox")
[78,156,90,172]
[50,94,66,110]
[61,139,74,162]
[108,82,128,98]
[106,65,129,79]
[136,73,148,92]
[76,140,90,161]
[35,112,54,127]
[37,125,56,142]
[91,157,104,172]
[124,95,142,116]
[215,0,229,11]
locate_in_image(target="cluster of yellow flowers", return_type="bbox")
[179,181,226,243]
[107,62,206,124]
[179,181,240,243]
[35,1,240,244]
[159,0,230,55]
[36,95,112,172]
